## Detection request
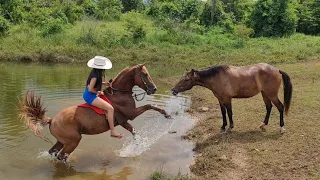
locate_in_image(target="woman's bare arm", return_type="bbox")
[88,78,98,94]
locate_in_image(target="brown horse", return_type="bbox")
[172,63,292,134]
[19,64,170,162]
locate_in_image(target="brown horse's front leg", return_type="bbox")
[130,104,171,119]
[121,122,136,138]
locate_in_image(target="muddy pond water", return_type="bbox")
[0,63,195,180]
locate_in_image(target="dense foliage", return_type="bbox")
[0,0,319,38]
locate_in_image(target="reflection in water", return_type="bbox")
[52,163,133,180]
[0,63,195,180]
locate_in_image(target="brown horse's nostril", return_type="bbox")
[153,88,157,92]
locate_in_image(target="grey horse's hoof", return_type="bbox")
[220,128,226,133]
[259,122,266,132]
[280,127,285,134]
[226,128,232,133]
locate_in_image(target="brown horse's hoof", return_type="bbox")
[165,115,172,119]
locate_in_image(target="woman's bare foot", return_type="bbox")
[111,131,123,139]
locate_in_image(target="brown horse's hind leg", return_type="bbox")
[57,136,82,163]
[260,91,273,131]
[270,97,285,134]
[49,141,63,156]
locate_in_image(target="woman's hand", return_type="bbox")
[103,82,111,87]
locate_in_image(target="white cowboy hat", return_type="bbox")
[87,56,112,69]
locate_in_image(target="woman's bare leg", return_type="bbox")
[91,97,123,138]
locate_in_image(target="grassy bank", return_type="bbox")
[1,14,320,76]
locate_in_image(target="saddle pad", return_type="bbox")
[78,95,111,115]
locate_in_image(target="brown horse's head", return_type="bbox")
[134,64,157,95]
[172,69,199,96]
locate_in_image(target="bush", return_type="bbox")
[60,2,84,24]
[96,0,123,20]
[25,7,53,27]
[183,16,205,34]
[234,24,254,39]
[0,16,10,36]
[40,18,65,37]
[123,12,146,43]
[77,24,99,46]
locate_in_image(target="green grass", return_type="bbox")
[1,12,320,180]
[150,170,193,180]
[0,13,319,78]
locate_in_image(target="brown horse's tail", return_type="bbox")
[279,70,292,115]
[19,91,52,142]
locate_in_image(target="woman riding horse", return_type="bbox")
[83,56,122,139]
[19,64,171,163]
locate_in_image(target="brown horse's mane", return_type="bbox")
[198,65,229,79]
[111,66,136,83]
[113,67,130,80]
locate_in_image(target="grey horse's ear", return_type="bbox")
[192,69,199,78]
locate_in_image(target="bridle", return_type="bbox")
[106,66,152,101]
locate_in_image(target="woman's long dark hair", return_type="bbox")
[87,68,105,90]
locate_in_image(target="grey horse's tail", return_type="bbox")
[279,70,292,115]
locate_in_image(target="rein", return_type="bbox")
[107,86,147,101]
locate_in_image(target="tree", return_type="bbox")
[297,0,320,35]
[181,0,201,21]
[220,0,255,23]
[0,0,24,24]
[121,0,143,12]
[249,0,298,37]
[200,0,224,26]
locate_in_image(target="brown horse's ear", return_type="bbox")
[186,68,189,72]
[139,64,145,69]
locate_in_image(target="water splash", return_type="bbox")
[118,95,190,157]
[37,151,55,159]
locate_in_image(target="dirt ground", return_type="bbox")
[162,61,320,180]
